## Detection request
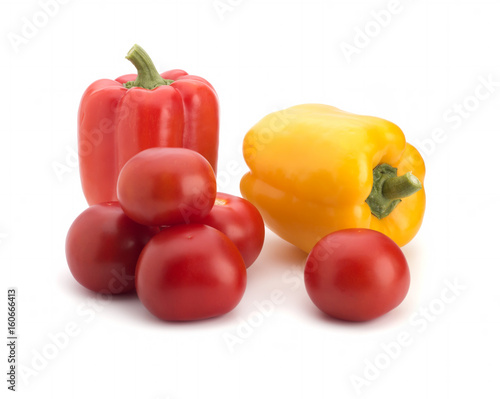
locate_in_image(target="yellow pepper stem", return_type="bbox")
[383,172,422,200]
[366,164,422,219]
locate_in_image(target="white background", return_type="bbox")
[1,0,499,398]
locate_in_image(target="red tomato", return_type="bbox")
[136,224,247,321]
[117,147,216,226]
[65,202,157,294]
[192,192,265,267]
[304,229,410,321]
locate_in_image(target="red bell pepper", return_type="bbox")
[78,44,219,205]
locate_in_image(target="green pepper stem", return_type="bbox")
[382,172,422,200]
[365,164,423,219]
[123,44,173,90]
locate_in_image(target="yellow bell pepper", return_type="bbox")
[240,104,426,253]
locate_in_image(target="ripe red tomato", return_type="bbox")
[192,192,265,267]
[136,224,247,321]
[117,147,217,226]
[304,229,410,321]
[65,202,157,294]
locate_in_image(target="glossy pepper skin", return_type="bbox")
[240,104,425,253]
[78,45,219,205]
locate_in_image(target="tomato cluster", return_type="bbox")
[67,149,412,323]
[66,148,265,321]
